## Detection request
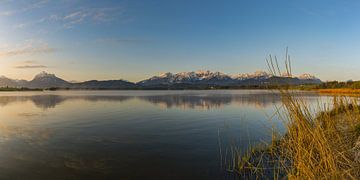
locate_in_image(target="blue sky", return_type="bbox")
[0,0,360,82]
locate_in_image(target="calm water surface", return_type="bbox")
[0,90,330,179]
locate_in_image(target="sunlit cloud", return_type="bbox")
[15,65,48,69]
[0,47,55,57]
[23,60,37,64]
[14,60,49,69]
[0,39,56,57]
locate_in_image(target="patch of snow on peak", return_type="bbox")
[158,72,173,78]
[281,72,292,77]
[232,71,271,80]
[34,71,55,78]
[253,71,270,77]
[298,73,317,80]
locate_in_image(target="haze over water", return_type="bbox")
[0,90,332,179]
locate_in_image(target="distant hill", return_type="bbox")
[0,76,27,87]
[71,80,137,89]
[0,70,322,89]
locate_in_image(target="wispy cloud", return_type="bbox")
[23,60,37,63]
[15,65,47,69]
[1,0,49,18]
[14,6,126,30]
[0,10,14,17]
[14,60,49,69]
[0,47,55,57]
[95,38,152,45]
[115,39,151,44]
[0,39,56,57]
[22,0,49,11]
[62,7,124,29]
[14,23,29,29]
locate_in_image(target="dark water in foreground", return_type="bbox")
[0,90,329,179]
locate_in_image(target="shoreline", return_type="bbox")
[0,87,321,92]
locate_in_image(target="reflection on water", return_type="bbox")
[0,90,319,110]
[0,124,53,144]
[0,95,132,109]
[0,90,324,179]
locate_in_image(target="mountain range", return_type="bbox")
[0,71,322,89]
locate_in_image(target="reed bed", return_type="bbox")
[225,93,360,179]
[225,50,360,179]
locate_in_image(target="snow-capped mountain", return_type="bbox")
[138,70,234,86]
[138,70,321,87]
[297,73,322,84]
[0,70,322,89]
[298,73,318,80]
[28,71,71,88]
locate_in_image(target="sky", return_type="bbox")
[0,0,360,82]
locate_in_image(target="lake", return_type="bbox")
[0,90,330,179]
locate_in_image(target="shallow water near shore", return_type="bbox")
[0,90,330,179]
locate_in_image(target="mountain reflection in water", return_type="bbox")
[0,91,318,110]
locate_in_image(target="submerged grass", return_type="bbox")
[225,49,360,179]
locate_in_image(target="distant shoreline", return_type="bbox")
[0,86,313,92]
[0,87,43,92]
[2,87,360,96]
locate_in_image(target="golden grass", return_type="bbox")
[318,89,360,95]
[279,93,360,179]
